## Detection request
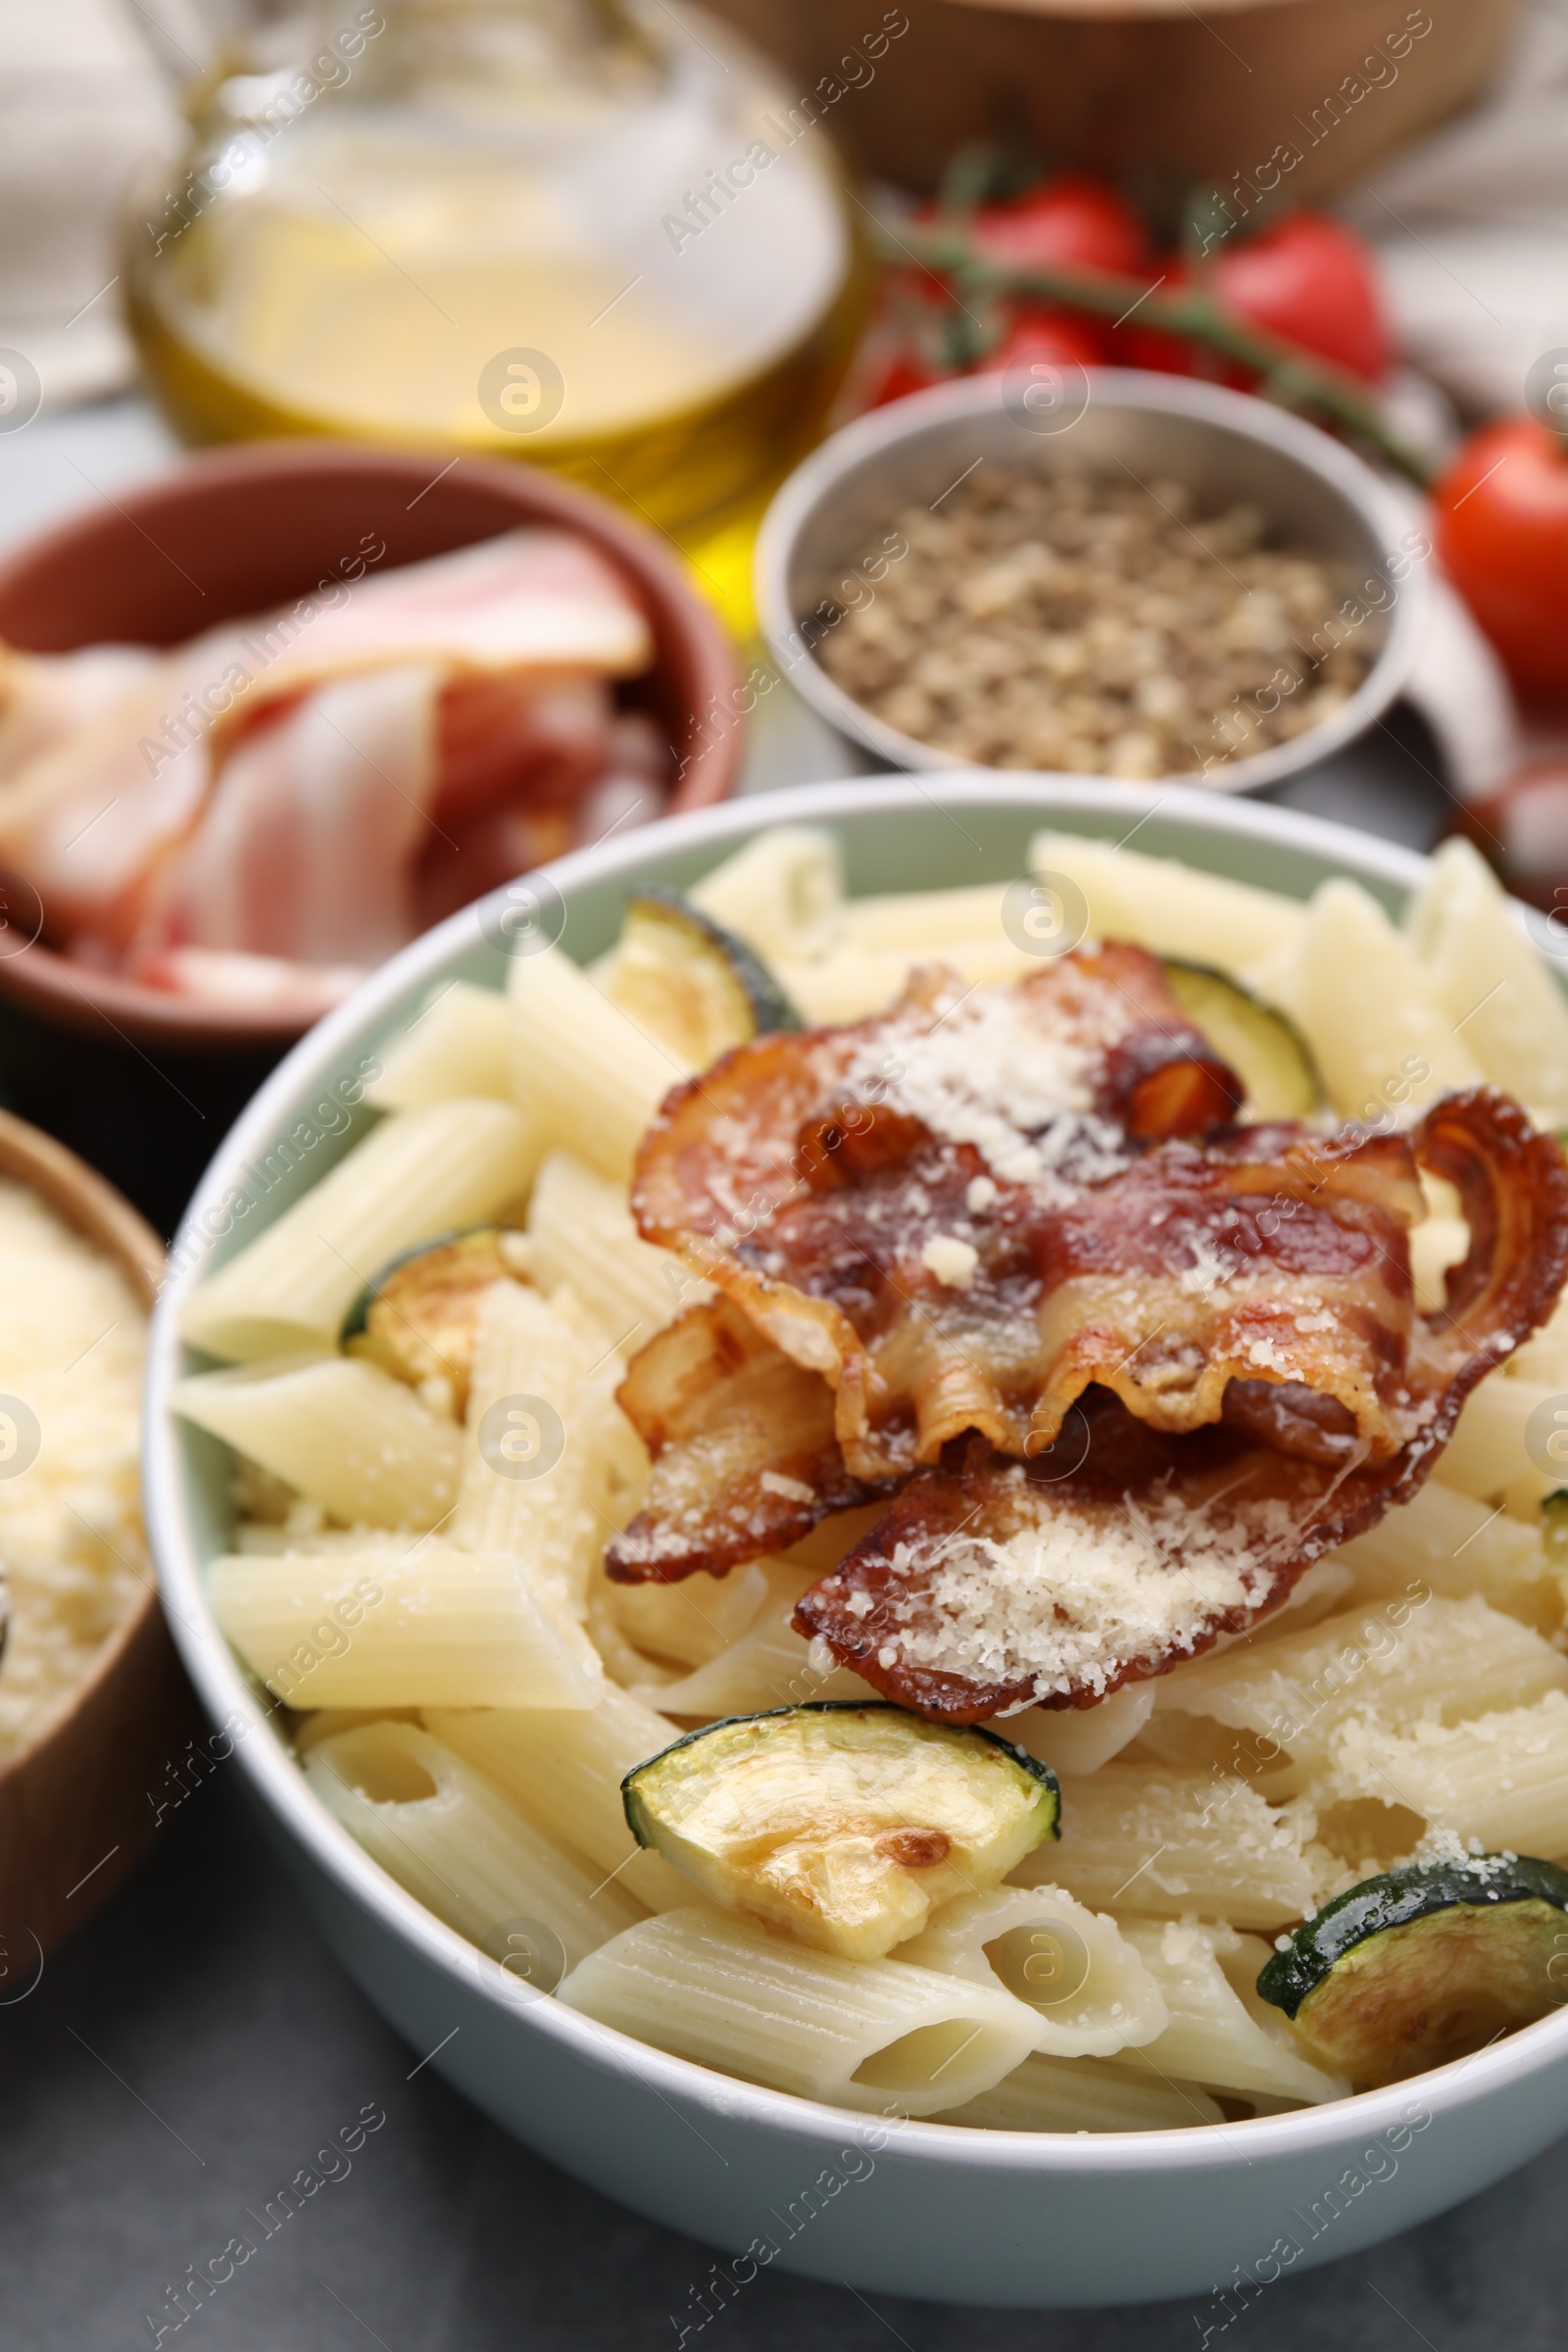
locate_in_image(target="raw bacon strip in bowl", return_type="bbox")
[795,1088,1568,1723]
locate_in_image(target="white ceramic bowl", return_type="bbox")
[754,373,1430,796]
[144,777,1568,2310]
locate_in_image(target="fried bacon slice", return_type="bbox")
[794,1089,1568,1721]
[634,950,1253,1476]
[633,946,1439,1479]
[608,1298,896,1581]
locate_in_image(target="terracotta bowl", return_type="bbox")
[0,442,744,1232]
[0,1109,190,1965]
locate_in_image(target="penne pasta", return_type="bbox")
[1107,1920,1348,2105]
[425,1684,692,1912]
[306,1721,643,1966]
[634,1560,876,1716]
[508,942,687,1183]
[452,1280,626,1623]
[175,1355,462,1530]
[557,1905,1038,2116]
[836,883,1011,953]
[1012,1763,1323,1930]
[180,1098,540,1360]
[525,1150,699,1348]
[1335,1479,1558,1633]
[210,1540,603,1709]
[774,937,1033,1026]
[938,2050,1223,2132]
[686,824,842,962]
[898,1885,1167,2058]
[1326,1690,1568,1854]
[1287,878,1479,1121]
[366,980,512,1110]
[1406,838,1568,1126]
[1435,1372,1559,1505]
[605,1557,770,1672]
[1153,1596,1568,1769]
[1002,1685,1156,1778]
[1026,828,1305,988]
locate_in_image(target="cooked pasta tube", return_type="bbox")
[898,1886,1167,2059]
[836,883,1011,952]
[557,1906,1038,2116]
[175,1356,462,1531]
[633,1562,875,1716]
[1327,1690,1568,1853]
[1288,877,1479,1119]
[508,943,687,1182]
[453,1281,625,1620]
[210,1540,603,1708]
[525,1150,697,1348]
[426,1685,692,1912]
[367,982,512,1110]
[686,824,842,962]
[179,1099,540,1360]
[937,2051,1223,2133]
[1436,1373,1559,1505]
[1336,1480,1558,1632]
[1027,829,1304,987]
[607,1558,770,1671]
[1002,1685,1155,1778]
[1154,1597,1568,1770]
[1406,838,1568,1126]
[306,1722,643,1968]
[1011,1764,1322,1931]
[1107,1921,1348,2105]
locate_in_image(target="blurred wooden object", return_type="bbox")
[0,1113,192,1970]
[709,0,1516,202]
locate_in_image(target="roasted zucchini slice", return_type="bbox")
[342,1227,518,1414]
[622,1701,1059,1960]
[613,887,803,1066]
[1161,959,1321,1119]
[1256,1852,1568,2086]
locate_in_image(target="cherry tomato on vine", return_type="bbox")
[965,173,1152,278]
[1208,212,1391,383]
[1435,416,1568,698]
[985,306,1110,373]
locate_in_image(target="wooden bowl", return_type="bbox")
[707,0,1515,204]
[0,442,745,1231]
[0,1111,189,1963]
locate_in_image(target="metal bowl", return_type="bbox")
[754,369,1430,796]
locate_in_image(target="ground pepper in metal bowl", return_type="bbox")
[816,466,1371,778]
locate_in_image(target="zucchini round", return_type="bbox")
[1161,959,1321,1119]
[614,887,804,1066]
[341,1227,518,1413]
[1256,1851,1568,2085]
[622,1701,1059,1961]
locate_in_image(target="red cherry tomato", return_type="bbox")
[1435,417,1568,699]
[1115,213,1390,386]
[966,173,1152,278]
[861,345,944,409]
[1210,213,1391,383]
[985,305,1110,373]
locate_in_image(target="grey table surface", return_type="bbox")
[0,400,1559,2352]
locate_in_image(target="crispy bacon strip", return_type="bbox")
[794,1090,1568,1721]
[635,945,1435,1477]
[608,1298,895,1581]
[634,951,1264,1475]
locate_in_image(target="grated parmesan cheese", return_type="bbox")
[921,1234,979,1289]
[883,1479,1292,1703]
[0,1180,147,1758]
[845,991,1129,1191]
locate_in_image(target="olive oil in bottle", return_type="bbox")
[126,0,864,626]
